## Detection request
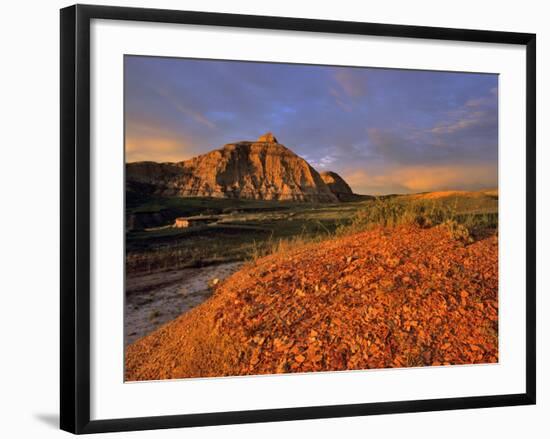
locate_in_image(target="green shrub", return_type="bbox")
[440,219,473,243]
[338,197,497,238]
[338,198,456,233]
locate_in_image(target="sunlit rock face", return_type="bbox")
[126,133,341,202]
[257,132,278,143]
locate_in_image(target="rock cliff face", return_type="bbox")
[127,133,341,202]
[320,171,354,201]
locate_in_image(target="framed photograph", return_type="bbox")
[60,4,536,434]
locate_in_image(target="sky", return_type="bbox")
[125,56,498,195]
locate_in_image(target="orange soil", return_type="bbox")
[125,225,498,381]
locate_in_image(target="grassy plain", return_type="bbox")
[126,190,498,274]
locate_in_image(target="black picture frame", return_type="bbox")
[60,4,536,434]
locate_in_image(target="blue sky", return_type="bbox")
[125,56,498,195]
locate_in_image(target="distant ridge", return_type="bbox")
[406,189,498,200]
[126,133,357,203]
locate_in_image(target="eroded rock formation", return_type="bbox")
[127,133,344,202]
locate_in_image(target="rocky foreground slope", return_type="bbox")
[125,225,498,380]
[126,133,343,202]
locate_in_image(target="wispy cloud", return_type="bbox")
[125,136,190,162]
[329,88,353,112]
[344,163,497,195]
[125,118,198,162]
[308,154,338,169]
[430,110,489,135]
[157,88,217,130]
[125,56,498,194]
[365,86,498,167]
[328,69,369,113]
[332,69,368,98]
[431,88,497,135]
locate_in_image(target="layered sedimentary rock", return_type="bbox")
[126,133,340,202]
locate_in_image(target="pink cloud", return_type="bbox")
[333,69,368,98]
[342,163,497,195]
[157,88,217,130]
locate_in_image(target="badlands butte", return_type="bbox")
[125,133,499,379]
[126,132,353,203]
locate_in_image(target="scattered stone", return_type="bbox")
[126,226,498,381]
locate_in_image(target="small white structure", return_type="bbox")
[173,215,220,229]
[173,218,190,228]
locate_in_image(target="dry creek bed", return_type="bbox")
[125,262,243,345]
